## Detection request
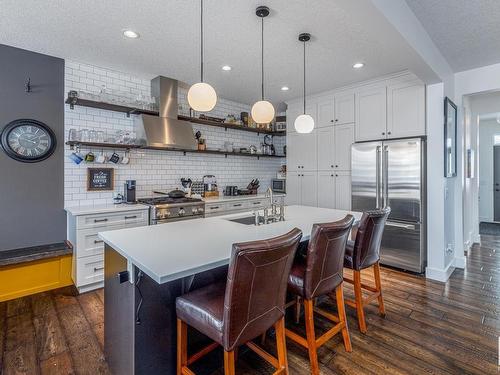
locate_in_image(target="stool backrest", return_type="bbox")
[304,215,354,299]
[223,228,302,351]
[352,207,391,270]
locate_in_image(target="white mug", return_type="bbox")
[120,155,130,164]
[95,153,106,163]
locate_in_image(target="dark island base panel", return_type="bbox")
[104,245,228,375]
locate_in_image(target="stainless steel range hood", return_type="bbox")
[134,76,197,150]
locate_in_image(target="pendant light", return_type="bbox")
[294,33,314,133]
[251,6,275,124]
[188,0,217,112]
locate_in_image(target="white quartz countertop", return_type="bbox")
[99,205,362,284]
[203,193,285,204]
[65,203,149,216]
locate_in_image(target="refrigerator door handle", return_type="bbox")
[386,221,416,230]
[376,146,382,209]
[383,145,389,208]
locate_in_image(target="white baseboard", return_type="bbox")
[453,255,466,269]
[425,262,455,282]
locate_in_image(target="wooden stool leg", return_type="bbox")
[335,284,352,352]
[177,319,187,375]
[353,270,367,333]
[374,262,386,317]
[224,350,236,375]
[295,296,301,324]
[275,317,289,374]
[304,299,320,375]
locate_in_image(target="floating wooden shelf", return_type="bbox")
[65,93,286,136]
[66,141,285,159]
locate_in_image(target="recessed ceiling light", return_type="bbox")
[222,65,232,71]
[281,86,289,91]
[123,30,140,39]
[353,62,365,69]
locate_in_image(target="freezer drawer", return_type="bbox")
[380,221,424,273]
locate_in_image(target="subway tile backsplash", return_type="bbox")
[64,61,285,207]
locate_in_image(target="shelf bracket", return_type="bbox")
[183,151,187,156]
[225,154,228,158]
[126,111,131,118]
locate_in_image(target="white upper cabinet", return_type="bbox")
[287,130,317,171]
[317,96,335,128]
[317,127,335,170]
[387,81,425,138]
[334,124,355,170]
[356,86,387,141]
[334,93,355,125]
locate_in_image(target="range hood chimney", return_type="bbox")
[134,76,197,150]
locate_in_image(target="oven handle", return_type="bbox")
[386,221,416,230]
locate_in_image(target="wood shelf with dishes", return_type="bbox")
[65,141,285,159]
[65,93,286,136]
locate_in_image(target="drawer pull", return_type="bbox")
[94,266,105,272]
[253,202,262,205]
[124,215,137,219]
[210,206,220,210]
[233,204,242,207]
[94,218,108,223]
[94,239,104,244]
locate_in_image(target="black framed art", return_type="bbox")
[444,97,457,178]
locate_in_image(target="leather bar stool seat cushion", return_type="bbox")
[343,240,355,269]
[288,256,306,296]
[176,280,226,344]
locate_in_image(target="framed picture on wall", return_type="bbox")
[87,168,114,191]
[444,97,457,177]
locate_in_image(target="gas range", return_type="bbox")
[137,196,205,224]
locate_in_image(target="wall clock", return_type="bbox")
[0,119,56,163]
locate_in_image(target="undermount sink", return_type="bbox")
[227,216,262,225]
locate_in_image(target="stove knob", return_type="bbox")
[164,211,171,217]
[178,208,185,216]
[192,208,198,214]
[198,207,204,214]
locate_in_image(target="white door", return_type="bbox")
[301,171,318,207]
[317,126,335,170]
[335,171,351,210]
[317,171,336,208]
[356,86,387,141]
[387,82,425,138]
[317,97,335,128]
[334,124,355,170]
[334,92,355,125]
[286,172,300,205]
[287,132,300,171]
[300,130,318,170]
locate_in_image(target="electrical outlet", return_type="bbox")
[445,244,454,254]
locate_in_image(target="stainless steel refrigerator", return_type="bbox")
[351,138,426,273]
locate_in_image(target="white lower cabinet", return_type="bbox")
[286,172,317,207]
[67,208,149,293]
[204,196,284,217]
[317,171,352,210]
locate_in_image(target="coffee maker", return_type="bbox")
[124,180,136,203]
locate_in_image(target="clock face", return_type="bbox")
[1,119,56,162]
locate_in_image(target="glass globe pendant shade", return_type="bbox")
[251,100,275,124]
[187,82,217,112]
[294,114,314,133]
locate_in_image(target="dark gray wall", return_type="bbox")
[0,44,65,251]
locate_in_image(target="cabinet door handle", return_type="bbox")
[331,165,334,168]
[387,131,392,135]
[382,132,386,136]
[210,206,220,209]
[335,165,338,168]
[335,119,339,122]
[124,215,137,219]
[94,239,104,244]
[233,204,242,207]
[330,119,334,123]
[253,201,262,205]
[331,174,334,177]
[94,218,108,223]
[94,266,104,272]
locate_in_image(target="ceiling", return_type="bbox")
[1,0,435,105]
[405,0,500,73]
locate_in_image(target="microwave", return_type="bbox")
[271,179,286,193]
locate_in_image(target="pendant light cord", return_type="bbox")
[303,41,306,114]
[200,0,204,82]
[261,17,265,100]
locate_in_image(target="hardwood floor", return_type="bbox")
[1,236,498,374]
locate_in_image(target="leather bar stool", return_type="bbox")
[285,215,355,375]
[176,228,302,375]
[343,207,390,333]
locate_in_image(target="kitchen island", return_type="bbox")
[100,205,362,375]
